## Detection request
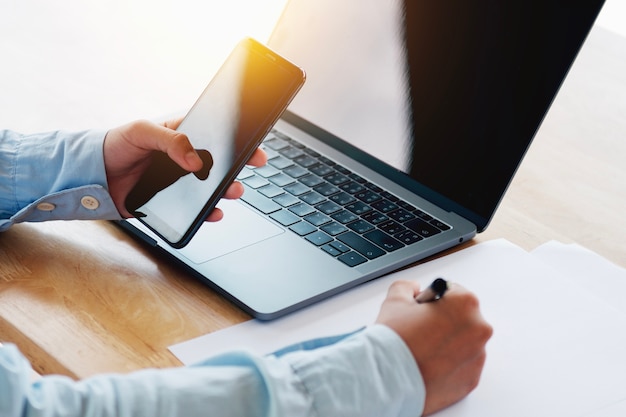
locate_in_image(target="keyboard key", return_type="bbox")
[325,173,350,186]
[303,148,320,157]
[388,208,416,223]
[267,155,293,170]
[284,182,310,196]
[310,164,335,177]
[268,173,295,187]
[258,184,284,198]
[362,211,390,225]
[337,232,385,259]
[348,173,366,183]
[261,146,280,160]
[299,174,325,188]
[289,202,316,217]
[318,156,336,166]
[371,199,399,213]
[330,241,351,253]
[430,219,450,230]
[394,230,423,245]
[280,147,306,159]
[240,188,281,214]
[331,210,359,224]
[397,201,417,212]
[380,191,399,202]
[273,193,300,207]
[320,221,348,236]
[242,175,270,189]
[271,131,290,141]
[321,243,343,256]
[335,166,352,175]
[363,230,404,252]
[237,167,254,180]
[405,218,442,238]
[317,201,342,215]
[254,165,280,178]
[345,201,373,215]
[290,221,317,236]
[300,191,326,205]
[415,209,433,221]
[379,220,406,235]
[365,183,383,193]
[294,155,319,168]
[314,183,340,197]
[283,165,309,178]
[304,212,332,227]
[270,209,300,226]
[347,219,374,234]
[355,190,382,204]
[305,231,333,246]
[264,137,290,151]
[340,181,366,194]
[286,138,305,149]
[329,192,356,206]
[338,251,368,267]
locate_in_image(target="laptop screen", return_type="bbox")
[269,0,605,231]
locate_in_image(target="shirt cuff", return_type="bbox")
[0,129,122,231]
[0,185,121,231]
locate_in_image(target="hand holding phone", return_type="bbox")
[125,38,306,248]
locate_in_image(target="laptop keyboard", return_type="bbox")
[237,130,451,267]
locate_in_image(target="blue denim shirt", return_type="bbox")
[0,129,425,416]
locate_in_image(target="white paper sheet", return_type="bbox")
[532,240,626,315]
[170,239,626,416]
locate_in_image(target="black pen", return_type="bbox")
[415,278,448,303]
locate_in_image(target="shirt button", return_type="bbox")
[36,202,56,212]
[81,196,100,210]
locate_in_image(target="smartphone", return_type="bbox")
[125,38,306,248]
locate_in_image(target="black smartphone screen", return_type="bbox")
[125,38,305,247]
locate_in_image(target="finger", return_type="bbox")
[131,121,203,172]
[222,181,245,200]
[246,148,268,167]
[205,208,224,222]
[202,183,244,223]
[161,131,203,172]
[386,280,422,301]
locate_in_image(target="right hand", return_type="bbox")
[375,280,493,416]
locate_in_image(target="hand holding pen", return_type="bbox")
[375,278,492,415]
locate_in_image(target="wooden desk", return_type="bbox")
[1,14,624,378]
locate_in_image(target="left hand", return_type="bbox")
[103,119,267,221]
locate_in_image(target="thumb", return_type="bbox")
[131,121,203,172]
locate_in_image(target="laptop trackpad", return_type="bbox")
[178,199,283,264]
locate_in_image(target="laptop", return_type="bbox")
[119,0,605,319]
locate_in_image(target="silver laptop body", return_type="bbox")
[120,0,605,319]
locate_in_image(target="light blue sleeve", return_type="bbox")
[0,129,121,231]
[0,325,425,417]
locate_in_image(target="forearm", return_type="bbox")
[0,326,424,417]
